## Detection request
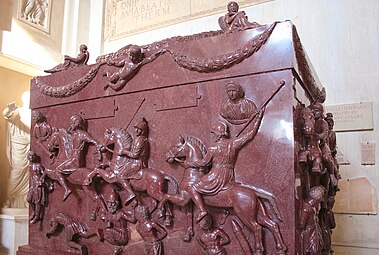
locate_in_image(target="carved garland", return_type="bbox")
[36,63,104,98]
[167,22,277,72]
[37,23,277,98]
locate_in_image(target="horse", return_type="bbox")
[85,127,178,225]
[159,135,287,255]
[43,129,107,220]
[298,107,327,190]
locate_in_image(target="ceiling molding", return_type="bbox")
[0,53,44,77]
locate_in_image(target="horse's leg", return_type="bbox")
[233,189,264,254]
[183,203,194,242]
[82,184,107,221]
[45,168,72,201]
[257,200,287,254]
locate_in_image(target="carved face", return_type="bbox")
[312,103,324,120]
[135,127,143,137]
[227,87,240,101]
[32,111,44,123]
[227,1,239,13]
[302,108,315,136]
[70,115,83,130]
[128,45,142,63]
[107,199,120,214]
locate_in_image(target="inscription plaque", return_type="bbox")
[325,102,374,132]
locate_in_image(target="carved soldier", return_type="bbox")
[52,114,101,201]
[33,111,55,157]
[103,45,165,91]
[46,212,95,254]
[197,215,230,255]
[324,112,341,194]
[188,108,265,222]
[310,103,338,189]
[218,1,260,33]
[27,151,48,224]
[135,205,167,255]
[220,81,258,125]
[45,44,89,73]
[300,186,325,255]
[117,117,150,204]
[98,190,136,255]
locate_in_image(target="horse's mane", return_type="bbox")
[184,136,207,158]
[109,127,133,150]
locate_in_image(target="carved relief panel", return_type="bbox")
[19,4,333,255]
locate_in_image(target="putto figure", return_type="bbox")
[135,205,167,255]
[197,215,230,255]
[27,151,48,224]
[220,81,258,125]
[45,44,89,73]
[218,1,260,33]
[103,45,165,91]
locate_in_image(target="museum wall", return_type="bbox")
[0,67,31,207]
[0,0,378,254]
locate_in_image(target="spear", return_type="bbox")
[236,80,286,137]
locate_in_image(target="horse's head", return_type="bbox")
[166,135,207,165]
[302,107,315,137]
[103,128,117,147]
[102,127,132,153]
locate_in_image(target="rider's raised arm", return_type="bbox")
[234,107,265,150]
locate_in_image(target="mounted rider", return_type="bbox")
[188,108,265,222]
[118,117,150,204]
[52,114,101,201]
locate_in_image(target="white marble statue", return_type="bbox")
[2,91,31,208]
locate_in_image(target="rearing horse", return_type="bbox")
[298,107,324,188]
[159,135,287,254]
[43,129,107,220]
[85,127,178,225]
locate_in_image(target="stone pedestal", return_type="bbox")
[0,208,28,255]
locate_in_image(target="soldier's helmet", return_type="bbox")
[211,121,229,137]
[134,117,148,134]
[70,114,85,129]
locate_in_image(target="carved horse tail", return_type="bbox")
[163,174,179,195]
[247,185,283,221]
